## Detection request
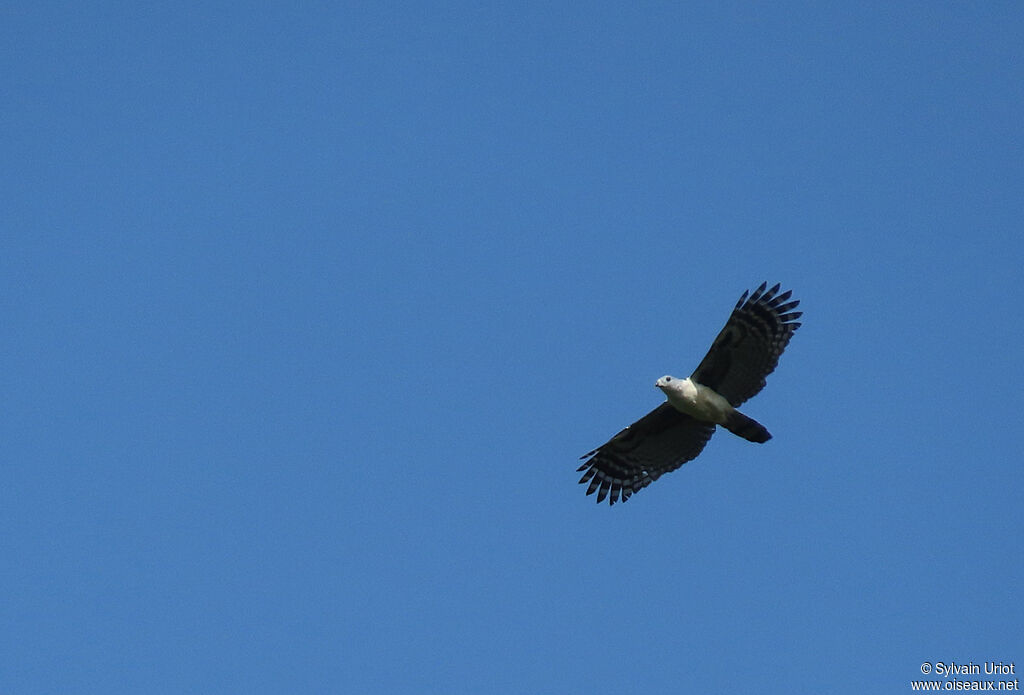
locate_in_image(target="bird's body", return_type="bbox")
[656,375,771,444]
[577,282,801,504]
[656,375,733,425]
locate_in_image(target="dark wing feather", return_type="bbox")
[690,282,801,407]
[577,404,716,505]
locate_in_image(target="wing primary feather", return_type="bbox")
[609,484,621,505]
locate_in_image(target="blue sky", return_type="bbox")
[2,2,1022,693]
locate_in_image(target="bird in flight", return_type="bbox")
[577,282,801,504]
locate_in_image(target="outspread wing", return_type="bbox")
[577,404,716,505]
[690,282,801,407]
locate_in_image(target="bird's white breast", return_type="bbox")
[664,378,733,424]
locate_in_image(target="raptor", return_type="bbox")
[577,282,801,504]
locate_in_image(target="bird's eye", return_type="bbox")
[665,376,672,382]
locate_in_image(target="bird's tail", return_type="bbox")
[723,410,771,443]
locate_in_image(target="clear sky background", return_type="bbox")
[2,2,1022,693]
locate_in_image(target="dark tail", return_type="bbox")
[724,410,771,443]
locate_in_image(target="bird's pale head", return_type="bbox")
[655,375,681,392]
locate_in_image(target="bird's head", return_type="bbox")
[655,375,681,392]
